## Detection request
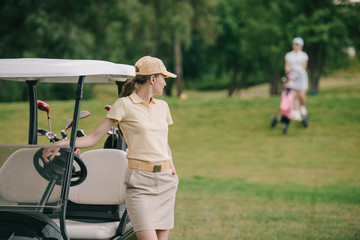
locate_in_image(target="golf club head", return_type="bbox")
[37,128,48,136]
[45,132,56,141]
[37,100,49,113]
[60,130,67,139]
[65,119,73,132]
[76,129,86,137]
[114,128,120,135]
[37,99,52,132]
[107,129,114,135]
[104,105,112,111]
[79,110,91,119]
[64,111,89,133]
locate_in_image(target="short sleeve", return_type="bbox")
[285,52,291,61]
[106,98,126,122]
[165,103,173,125]
[303,52,309,61]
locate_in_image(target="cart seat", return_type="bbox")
[0,148,61,204]
[52,219,121,239]
[54,149,129,239]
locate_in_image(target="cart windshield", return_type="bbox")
[0,144,72,211]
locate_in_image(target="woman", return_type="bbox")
[43,56,179,240]
[285,37,309,121]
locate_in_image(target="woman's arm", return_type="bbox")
[42,118,117,162]
[302,60,308,70]
[285,60,291,73]
[71,118,117,148]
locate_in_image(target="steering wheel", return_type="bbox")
[33,148,87,187]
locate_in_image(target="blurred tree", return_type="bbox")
[240,0,286,96]
[284,0,350,94]
[0,0,358,101]
[182,0,220,93]
[206,0,287,96]
[337,1,360,60]
[0,0,118,100]
[165,0,194,97]
[213,0,246,96]
[0,0,34,58]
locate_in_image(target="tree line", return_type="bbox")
[0,0,359,101]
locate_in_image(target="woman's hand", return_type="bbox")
[167,144,176,175]
[170,161,176,175]
[41,140,67,163]
[41,147,60,163]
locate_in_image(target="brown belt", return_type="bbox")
[128,161,170,172]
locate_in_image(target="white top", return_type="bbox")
[0,58,135,83]
[285,50,309,90]
[285,50,309,72]
[106,93,173,163]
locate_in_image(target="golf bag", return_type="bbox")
[271,74,296,134]
[280,83,295,124]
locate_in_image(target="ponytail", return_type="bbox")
[120,78,137,97]
[119,74,159,98]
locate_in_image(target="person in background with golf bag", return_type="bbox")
[285,37,309,124]
[42,56,178,240]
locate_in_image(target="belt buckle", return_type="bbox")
[153,165,161,172]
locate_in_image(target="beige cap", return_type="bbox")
[134,56,177,78]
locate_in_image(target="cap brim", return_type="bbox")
[163,71,177,78]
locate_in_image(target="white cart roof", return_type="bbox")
[0,58,135,83]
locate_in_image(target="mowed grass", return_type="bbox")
[167,79,360,239]
[0,75,359,239]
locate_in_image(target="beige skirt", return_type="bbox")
[125,168,179,232]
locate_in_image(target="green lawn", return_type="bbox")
[0,75,359,239]
[167,81,360,239]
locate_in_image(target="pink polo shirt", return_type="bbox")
[106,93,173,163]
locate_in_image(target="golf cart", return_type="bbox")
[0,58,137,240]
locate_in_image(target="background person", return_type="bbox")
[285,37,309,121]
[43,56,179,240]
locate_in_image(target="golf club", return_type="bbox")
[65,119,73,134]
[37,100,52,132]
[63,111,91,139]
[37,128,48,136]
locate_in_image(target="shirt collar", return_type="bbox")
[129,92,156,105]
